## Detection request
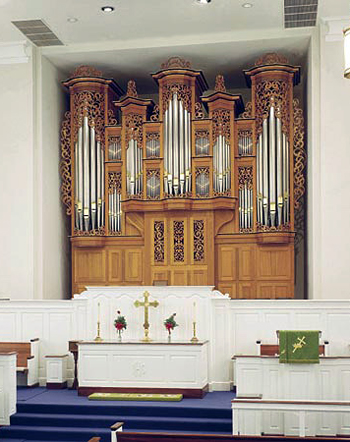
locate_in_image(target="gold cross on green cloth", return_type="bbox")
[279,330,319,364]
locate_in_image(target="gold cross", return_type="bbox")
[292,336,306,353]
[134,291,159,342]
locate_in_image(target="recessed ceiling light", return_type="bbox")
[67,17,78,23]
[101,6,115,12]
[242,2,253,7]
[196,0,211,4]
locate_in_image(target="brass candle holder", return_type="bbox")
[94,319,103,342]
[190,321,199,343]
[94,302,103,342]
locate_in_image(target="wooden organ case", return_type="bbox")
[61,55,306,298]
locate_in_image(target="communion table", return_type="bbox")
[77,340,209,398]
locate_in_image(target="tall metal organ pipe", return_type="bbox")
[213,135,231,193]
[74,118,105,232]
[256,105,290,228]
[163,93,192,196]
[126,138,143,197]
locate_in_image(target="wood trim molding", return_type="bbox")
[111,421,124,431]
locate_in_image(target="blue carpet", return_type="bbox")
[0,388,235,441]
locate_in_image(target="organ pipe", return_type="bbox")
[256,108,290,228]
[269,106,276,227]
[163,93,192,196]
[126,138,143,197]
[213,135,231,194]
[73,118,105,232]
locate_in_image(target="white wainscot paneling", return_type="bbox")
[0,313,17,340]
[294,313,324,331]
[233,312,260,355]
[0,300,87,385]
[327,313,350,355]
[263,313,291,342]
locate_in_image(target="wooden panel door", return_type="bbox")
[125,249,143,282]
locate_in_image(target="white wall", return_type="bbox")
[0,45,70,300]
[307,19,350,299]
[0,51,35,299]
[38,56,70,299]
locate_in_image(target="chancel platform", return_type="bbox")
[78,340,209,398]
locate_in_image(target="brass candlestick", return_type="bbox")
[94,320,103,342]
[190,321,199,343]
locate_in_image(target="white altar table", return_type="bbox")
[78,340,209,398]
[233,355,350,436]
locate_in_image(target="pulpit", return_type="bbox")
[77,340,209,398]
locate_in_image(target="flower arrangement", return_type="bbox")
[164,313,178,338]
[114,310,127,339]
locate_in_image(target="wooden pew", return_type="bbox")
[257,342,325,356]
[261,343,325,356]
[110,422,350,442]
[112,432,350,442]
[88,438,101,442]
[0,339,39,387]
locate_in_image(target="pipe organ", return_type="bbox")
[61,54,306,298]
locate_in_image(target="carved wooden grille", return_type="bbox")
[173,221,185,262]
[154,221,165,263]
[162,84,192,113]
[194,220,205,262]
[73,91,105,142]
[60,111,72,215]
[212,109,231,142]
[125,113,143,146]
[108,172,122,193]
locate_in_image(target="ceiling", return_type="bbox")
[1,0,348,94]
[48,36,311,94]
[1,0,287,44]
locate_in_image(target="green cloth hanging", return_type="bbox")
[279,330,319,363]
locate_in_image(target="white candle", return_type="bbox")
[98,302,100,322]
[193,302,196,323]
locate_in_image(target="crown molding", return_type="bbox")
[322,16,350,42]
[0,41,30,64]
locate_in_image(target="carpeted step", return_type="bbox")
[0,425,110,442]
[11,412,232,432]
[17,402,231,419]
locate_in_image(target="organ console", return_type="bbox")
[61,54,306,298]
